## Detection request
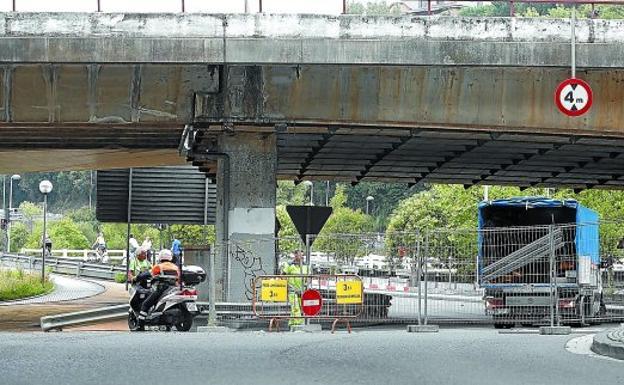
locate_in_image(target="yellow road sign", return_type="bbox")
[336,280,363,304]
[261,278,288,302]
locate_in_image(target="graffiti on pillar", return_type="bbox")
[231,243,266,300]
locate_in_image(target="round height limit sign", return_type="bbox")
[555,78,593,117]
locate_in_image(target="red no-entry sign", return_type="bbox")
[555,78,593,117]
[301,289,322,316]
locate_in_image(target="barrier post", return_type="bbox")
[208,246,217,326]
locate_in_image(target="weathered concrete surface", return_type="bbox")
[0,13,623,67]
[0,64,219,125]
[197,66,624,137]
[215,132,277,302]
[0,148,186,173]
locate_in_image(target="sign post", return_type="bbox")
[554,6,593,118]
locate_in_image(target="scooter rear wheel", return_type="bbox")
[175,311,193,332]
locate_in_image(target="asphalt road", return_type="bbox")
[0,328,622,385]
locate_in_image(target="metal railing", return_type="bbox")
[20,248,126,261]
[0,254,126,280]
[4,0,624,17]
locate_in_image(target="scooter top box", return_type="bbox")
[182,265,207,286]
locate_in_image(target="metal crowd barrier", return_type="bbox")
[252,274,364,332]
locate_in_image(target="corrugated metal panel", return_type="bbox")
[96,166,216,224]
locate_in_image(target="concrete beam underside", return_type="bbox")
[0,148,186,173]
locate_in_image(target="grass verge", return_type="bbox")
[0,269,54,301]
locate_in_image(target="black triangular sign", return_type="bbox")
[286,205,333,247]
[571,83,578,90]
[571,104,578,111]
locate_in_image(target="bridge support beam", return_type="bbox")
[215,131,277,302]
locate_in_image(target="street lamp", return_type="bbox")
[39,180,53,282]
[7,174,20,253]
[366,195,374,215]
[303,181,313,206]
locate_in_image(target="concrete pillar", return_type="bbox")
[215,132,276,302]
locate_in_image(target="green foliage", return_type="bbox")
[11,171,95,212]
[551,189,624,255]
[114,272,127,284]
[459,4,500,17]
[385,184,544,267]
[9,222,29,253]
[167,225,215,247]
[276,205,301,253]
[67,207,96,223]
[98,223,127,250]
[25,218,90,250]
[348,1,399,16]
[523,7,540,18]
[277,181,307,206]
[344,182,414,230]
[314,185,375,264]
[459,3,624,19]
[19,201,42,218]
[49,218,90,249]
[0,269,54,301]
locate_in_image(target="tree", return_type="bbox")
[344,182,416,230]
[25,218,90,250]
[12,171,93,212]
[314,186,374,265]
[385,184,545,276]
[348,1,399,16]
[18,201,42,232]
[276,205,301,254]
[9,222,29,252]
[277,181,307,206]
[167,224,216,248]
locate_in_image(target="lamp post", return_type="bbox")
[303,181,313,206]
[7,174,20,253]
[39,180,53,282]
[366,195,374,215]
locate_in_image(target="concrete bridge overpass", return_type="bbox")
[0,12,623,179]
[1,12,624,299]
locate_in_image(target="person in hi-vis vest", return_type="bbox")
[281,250,309,327]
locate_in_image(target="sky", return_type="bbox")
[0,0,361,14]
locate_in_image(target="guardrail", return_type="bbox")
[1,254,125,281]
[40,302,291,331]
[40,304,130,331]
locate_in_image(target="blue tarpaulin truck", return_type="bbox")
[478,197,605,328]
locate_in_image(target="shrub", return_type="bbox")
[114,272,128,284]
[0,269,54,301]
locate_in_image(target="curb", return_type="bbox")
[591,328,624,360]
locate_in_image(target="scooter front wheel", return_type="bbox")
[128,312,145,332]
